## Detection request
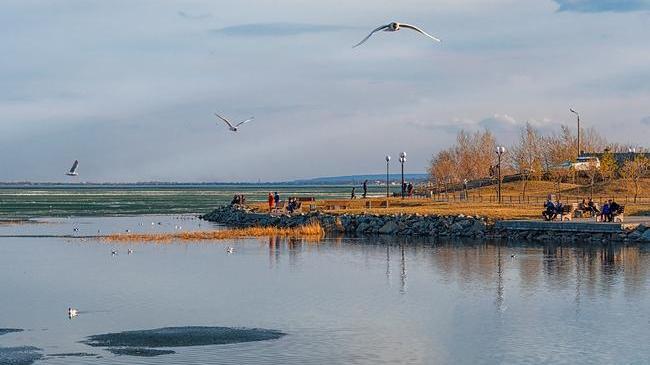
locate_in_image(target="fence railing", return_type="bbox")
[428,193,650,205]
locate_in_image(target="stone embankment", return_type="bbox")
[201,205,650,243]
[201,205,488,238]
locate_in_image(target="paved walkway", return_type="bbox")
[497,216,649,233]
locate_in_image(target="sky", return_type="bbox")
[1,0,649,182]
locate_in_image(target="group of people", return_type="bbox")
[578,197,622,222]
[267,192,280,211]
[599,199,622,222]
[542,199,565,221]
[403,182,414,197]
[578,198,599,217]
[544,196,623,222]
[267,192,300,213]
[351,180,370,199]
[230,194,246,205]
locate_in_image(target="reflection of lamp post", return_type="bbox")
[570,108,580,158]
[385,155,391,198]
[399,152,407,199]
[495,146,506,204]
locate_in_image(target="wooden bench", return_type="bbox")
[324,204,349,210]
[542,204,573,221]
[365,200,388,209]
[559,204,573,221]
[613,205,625,222]
[296,197,315,202]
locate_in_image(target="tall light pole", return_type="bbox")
[570,108,580,158]
[399,152,407,199]
[496,146,506,204]
[385,155,391,198]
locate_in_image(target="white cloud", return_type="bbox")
[0,0,649,181]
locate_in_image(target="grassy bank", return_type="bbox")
[247,180,650,219]
[102,222,324,242]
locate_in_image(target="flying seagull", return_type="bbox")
[215,113,254,132]
[66,160,79,176]
[353,22,441,48]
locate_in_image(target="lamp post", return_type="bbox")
[385,155,391,198]
[570,108,580,158]
[399,152,407,199]
[495,146,506,204]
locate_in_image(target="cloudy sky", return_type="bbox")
[2,0,649,182]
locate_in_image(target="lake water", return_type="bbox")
[1,215,650,364]
[0,184,398,217]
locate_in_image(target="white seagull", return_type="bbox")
[66,160,79,176]
[226,246,235,254]
[68,307,79,318]
[353,22,441,48]
[215,113,254,132]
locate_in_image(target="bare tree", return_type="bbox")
[620,155,649,203]
[509,122,543,199]
[429,148,458,198]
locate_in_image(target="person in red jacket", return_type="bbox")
[268,192,274,212]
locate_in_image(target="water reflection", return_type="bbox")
[399,244,407,295]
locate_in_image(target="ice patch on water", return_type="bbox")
[0,346,42,365]
[0,328,23,336]
[107,348,176,357]
[82,326,286,348]
[46,352,98,358]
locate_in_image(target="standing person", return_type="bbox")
[274,192,280,207]
[268,192,274,212]
[362,180,368,199]
[351,187,356,199]
[407,182,414,197]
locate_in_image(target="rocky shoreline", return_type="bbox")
[201,205,650,243]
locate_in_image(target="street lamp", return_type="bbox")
[570,108,580,158]
[385,155,391,198]
[399,152,407,199]
[495,146,506,204]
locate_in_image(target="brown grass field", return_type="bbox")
[102,222,324,242]
[248,179,650,220]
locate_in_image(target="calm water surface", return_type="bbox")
[1,216,649,364]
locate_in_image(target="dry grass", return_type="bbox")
[246,179,650,219]
[102,222,324,242]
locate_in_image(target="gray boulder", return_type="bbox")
[378,221,399,234]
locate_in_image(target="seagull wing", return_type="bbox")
[215,113,235,129]
[352,24,390,48]
[235,117,254,127]
[69,160,79,173]
[399,23,441,42]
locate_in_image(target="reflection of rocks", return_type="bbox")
[201,205,489,239]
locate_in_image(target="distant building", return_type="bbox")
[582,152,650,168]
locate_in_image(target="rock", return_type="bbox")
[356,222,371,233]
[378,221,399,234]
[641,230,650,242]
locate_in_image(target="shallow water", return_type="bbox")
[1,216,650,364]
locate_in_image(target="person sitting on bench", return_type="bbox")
[608,199,621,222]
[587,198,599,216]
[600,201,610,222]
[543,199,557,221]
[287,198,298,214]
